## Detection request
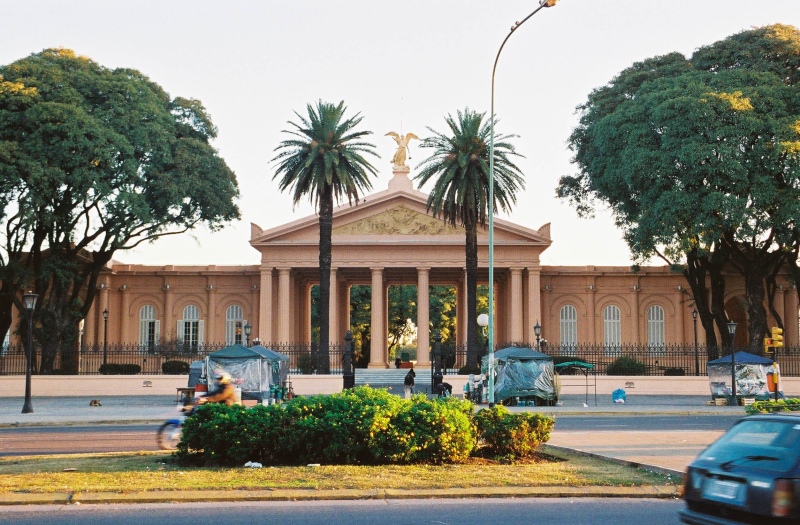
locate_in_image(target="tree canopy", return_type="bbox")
[0,49,240,370]
[557,25,800,350]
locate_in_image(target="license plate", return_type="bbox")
[703,478,743,502]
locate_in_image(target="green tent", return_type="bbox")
[482,347,557,404]
[205,344,290,400]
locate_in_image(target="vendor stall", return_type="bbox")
[707,351,780,401]
[205,344,290,401]
[482,347,558,405]
[554,361,596,406]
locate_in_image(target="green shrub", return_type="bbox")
[297,354,317,374]
[176,386,476,467]
[162,360,190,374]
[745,397,800,415]
[98,363,141,375]
[606,356,646,375]
[474,405,554,459]
[664,367,685,376]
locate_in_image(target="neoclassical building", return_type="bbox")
[68,165,798,368]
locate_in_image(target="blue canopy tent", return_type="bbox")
[482,347,557,405]
[707,351,778,400]
[205,344,290,400]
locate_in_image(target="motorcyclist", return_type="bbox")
[197,370,237,406]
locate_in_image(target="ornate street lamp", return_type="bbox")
[488,0,558,409]
[534,321,542,349]
[102,309,109,366]
[244,322,252,347]
[21,291,38,414]
[727,320,737,402]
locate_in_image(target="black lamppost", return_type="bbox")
[692,309,699,376]
[21,291,38,414]
[102,309,109,366]
[534,321,542,349]
[727,320,738,402]
[343,331,354,390]
[244,323,252,347]
[432,331,443,393]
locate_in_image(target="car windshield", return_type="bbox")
[699,419,800,473]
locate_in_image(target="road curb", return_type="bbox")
[0,485,681,506]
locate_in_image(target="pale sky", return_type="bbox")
[2,1,798,268]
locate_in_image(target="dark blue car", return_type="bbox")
[680,413,800,524]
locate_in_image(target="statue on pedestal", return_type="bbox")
[385,131,419,169]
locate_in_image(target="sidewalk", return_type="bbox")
[0,393,747,505]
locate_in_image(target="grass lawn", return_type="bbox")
[0,448,677,495]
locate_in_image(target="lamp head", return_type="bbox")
[477,313,489,328]
[22,291,38,312]
[244,323,252,336]
[103,309,109,320]
[534,321,542,337]
[726,320,737,336]
[692,309,698,319]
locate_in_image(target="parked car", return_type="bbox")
[680,413,800,524]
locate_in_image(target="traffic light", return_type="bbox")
[764,337,773,354]
[771,327,783,349]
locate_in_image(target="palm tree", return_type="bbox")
[273,100,378,372]
[414,108,524,371]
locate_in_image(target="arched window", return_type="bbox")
[225,305,246,345]
[138,305,160,353]
[647,305,666,354]
[559,305,578,355]
[603,305,622,354]
[178,304,203,349]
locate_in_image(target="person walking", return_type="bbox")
[403,368,416,399]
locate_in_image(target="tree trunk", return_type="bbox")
[317,185,333,374]
[465,219,479,371]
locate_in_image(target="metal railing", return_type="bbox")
[0,342,345,376]
[433,343,800,377]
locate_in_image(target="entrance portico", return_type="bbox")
[249,167,552,368]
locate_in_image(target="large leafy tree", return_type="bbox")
[273,100,378,372]
[0,49,240,372]
[557,24,800,351]
[415,108,524,370]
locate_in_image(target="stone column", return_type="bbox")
[163,283,174,341]
[416,267,431,366]
[278,268,291,343]
[259,268,273,343]
[97,283,110,344]
[119,285,130,344]
[630,286,640,345]
[510,268,523,342]
[674,287,685,345]
[526,267,541,343]
[206,284,217,344]
[586,283,596,344]
[328,268,340,347]
[369,267,386,368]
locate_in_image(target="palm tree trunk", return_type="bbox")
[465,221,479,371]
[318,185,333,374]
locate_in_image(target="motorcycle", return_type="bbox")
[157,402,193,450]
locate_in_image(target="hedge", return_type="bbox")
[176,386,554,467]
[98,363,141,375]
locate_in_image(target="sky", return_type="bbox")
[2,0,798,268]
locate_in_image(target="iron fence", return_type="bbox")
[434,343,800,377]
[0,342,345,376]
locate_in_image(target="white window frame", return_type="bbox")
[559,305,578,355]
[138,304,160,354]
[178,304,204,350]
[603,305,622,354]
[225,305,246,345]
[647,305,666,354]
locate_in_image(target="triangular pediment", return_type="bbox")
[333,205,459,236]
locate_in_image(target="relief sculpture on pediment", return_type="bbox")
[333,205,459,235]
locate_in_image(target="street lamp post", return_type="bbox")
[477,313,490,405]
[21,291,38,414]
[692,309,699,376]
[488,0,557,409]
[102,309,109,366]
[244,323,252,347]
[727,320,737,403]
[534,321,542,349]
[432,331,443,393]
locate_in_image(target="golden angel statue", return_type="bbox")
[385,131,419,168]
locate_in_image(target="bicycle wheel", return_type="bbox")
[157,421,182,450]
